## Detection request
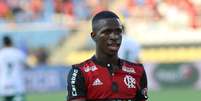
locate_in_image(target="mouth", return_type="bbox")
[107,43,120,51]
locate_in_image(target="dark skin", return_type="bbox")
[70,18,123,101]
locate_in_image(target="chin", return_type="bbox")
[107,51,118,57]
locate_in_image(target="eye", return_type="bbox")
[115,28,123,34]
[102,29,112,34]
[101,28,122,35]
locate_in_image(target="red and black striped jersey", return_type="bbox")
[67,56,148,101]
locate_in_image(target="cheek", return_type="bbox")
[97,37,107,48]
[98,34,108,41]
[98,39,107,47]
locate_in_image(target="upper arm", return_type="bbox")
[136,66,148,101]
[141,70,148,90]
[67,66,86,101]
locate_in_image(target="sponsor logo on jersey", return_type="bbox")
[71,69,78,96]
[124,75,136,88]
[122,66,135,74]
[92,78,103,86]
[84,65,97,72]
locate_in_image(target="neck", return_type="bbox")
[95,52,121,75]
[95,52,119,66]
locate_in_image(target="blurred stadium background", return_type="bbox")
[0,0,201,101]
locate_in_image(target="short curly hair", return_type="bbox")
[92,11,119,32]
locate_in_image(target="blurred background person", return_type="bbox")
[0,35,28,101]
[118,25,141,63]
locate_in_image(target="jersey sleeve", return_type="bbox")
[136,66,148,101]
[67,65,86,101]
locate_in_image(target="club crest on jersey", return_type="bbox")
[84,65,97,72]
[122,66,135,74]
[124,75,136,88]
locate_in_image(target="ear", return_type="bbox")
[91,32,96,41]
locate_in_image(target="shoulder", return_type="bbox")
[0,49,3,56]
[14,48,26,55]
[121,59,143,67]
[67,59,92,82]
[0,48,8,58]
[71,58,95,72]
[121,59,145,73]
[5,47,26,56]
[72,59,92,69]
[12,48,27,59]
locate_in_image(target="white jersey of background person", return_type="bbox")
[0,47,27,96]
[118,34,141,63]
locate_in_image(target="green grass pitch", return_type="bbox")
[27,89,201,101]
[1,89,200,101]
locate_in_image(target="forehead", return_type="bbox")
[94,18,122,31]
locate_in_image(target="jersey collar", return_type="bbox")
[91,55,123,69]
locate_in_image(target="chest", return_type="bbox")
[83,67,142,99]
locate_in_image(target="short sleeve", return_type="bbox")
[67,66,86,100]
[136,67,148,101]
